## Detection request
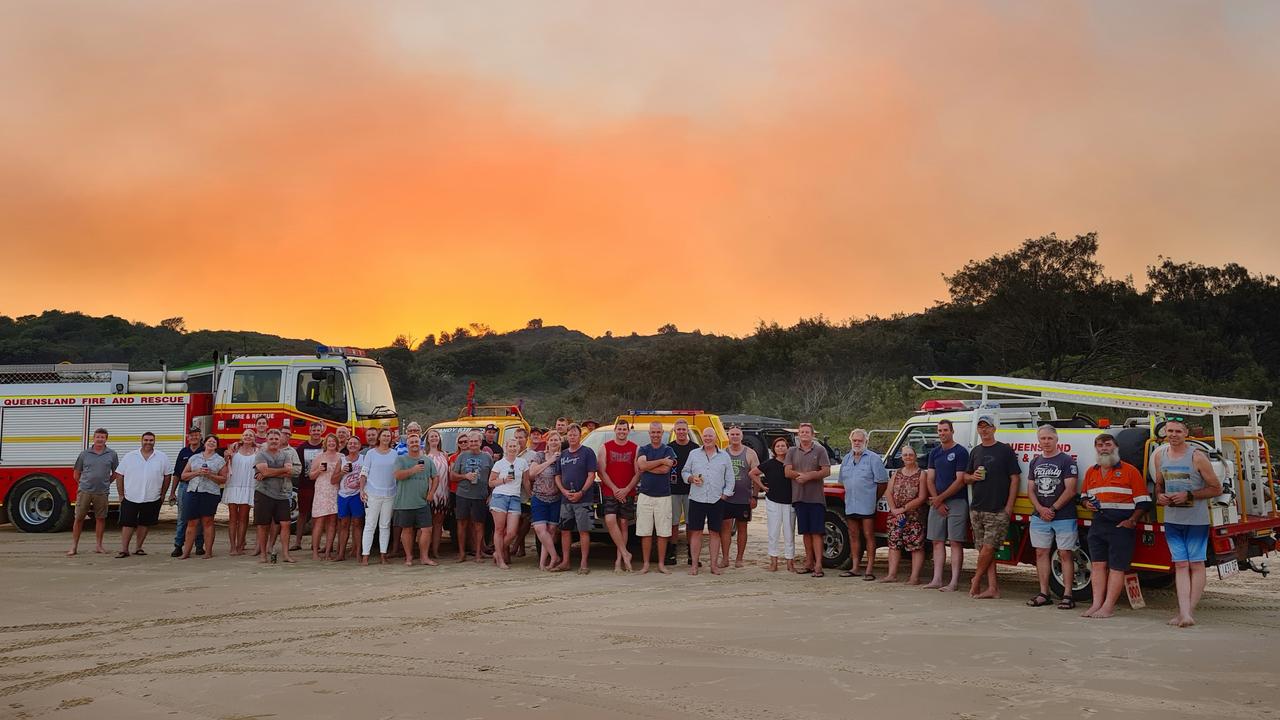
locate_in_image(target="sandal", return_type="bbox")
[839,570,858,577]
[133,549,147,556]
[812,570,825,577]
[862,573,875,581]
[114,551,130,559]
[1027,592,1053,607]
[795,567,813,575]
[1057,596,1076,610]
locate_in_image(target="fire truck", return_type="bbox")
[822,375,1277,596]
[0,346,398,532]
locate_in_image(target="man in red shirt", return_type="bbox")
[598,419,638,573]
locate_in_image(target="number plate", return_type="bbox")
[1216,559,1240,579]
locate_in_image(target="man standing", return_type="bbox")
[598,419,638,573]
[554,417,570,437]
[683,426,734,576]
[923,419,969,591]
[1026,425,1080,609]
[720,427,760,569]
[113,432,171,558]
[530,428,546,452]
[364,427,379,451]
[837,429,888,579]
[667,418,699,564]
[253,416,271,446]
[556,424,599,574]
[67,428,118,556]
[635,422,676,574]
[785,423,832,577]
[481,424,502,457]
[292,421,325,552]
[1151,418,1222,627]
[253,429,296,564]
[452,431,495,563]
[169,428,206,557]
[336,425,352,450]
[393,433,438,567]
[1080,433,1152,619]
[962,414,1020,599]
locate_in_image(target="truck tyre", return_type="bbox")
[1048,542,1093,599]
[823,507,851,569]
[1137,571,1175,589]
[8,475,71,533]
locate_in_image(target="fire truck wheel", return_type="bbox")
[1048,543,1093,599]
[1136,571,1175,589]
[822,507,851,569]
[8,475,71,533]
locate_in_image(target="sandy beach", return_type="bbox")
[1,511,1278,720]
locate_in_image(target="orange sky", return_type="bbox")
[2,2,1279,346]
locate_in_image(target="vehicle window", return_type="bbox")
[582,429,672,454]
[230,369,282,404]
[892,425,940,468]
[434,427,471,454]
[295,369,347,423]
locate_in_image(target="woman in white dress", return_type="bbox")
[223,429,258,556]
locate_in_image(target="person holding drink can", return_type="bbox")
[682,426,736,576]
[962,414,1021,599]
[309,434,342,560]
[334,436,365,561]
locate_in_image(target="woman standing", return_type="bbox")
[425,429,451,561]
[310,434,342,560]
[528,430,563,570]
[359,428,398,565]
[223,430,258,556]
[879,444,928,584]
[180,435,226,559]
[487,438,529,570]
[334,436,365,561]
[750,437,795,573]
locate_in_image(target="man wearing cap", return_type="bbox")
[481,424,502,457]
[169,428,206,557]
[1081,433,1152,618]
[962,414,1020,599]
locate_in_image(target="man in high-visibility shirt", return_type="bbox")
[1080,433,1153,619]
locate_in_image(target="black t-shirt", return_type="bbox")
[760,457,791,504]
[668,439,699,495]
[297,441,325,488]
[482,441,502,457]
[966,441,1021,513]
[173,446,199,481]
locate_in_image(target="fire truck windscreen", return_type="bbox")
[348,365,397,418]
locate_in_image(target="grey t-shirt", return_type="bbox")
[186,452,227,495]
[452,451,495,501]
[1029,452,1079,520]
[254,448,293,500]
[74,447,119,494]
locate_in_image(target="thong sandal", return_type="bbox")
[811,570,825,578]
[114,551,130,559]
[1057,596,1076,610]
[861,573,875,581]
[839,570,858,577]
[1027,592,1053,607]
[133,549,147,556]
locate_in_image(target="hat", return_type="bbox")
[187,426,202,434]
[976,414,998,428]
[484,423,498,431]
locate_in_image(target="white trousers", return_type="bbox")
[362,494,394,556]
[766,499,796,559]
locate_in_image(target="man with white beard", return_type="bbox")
[1079,433,1152,618]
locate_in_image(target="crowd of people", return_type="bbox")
[63,414,1219,626]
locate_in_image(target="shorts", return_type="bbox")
[393,506,432,529]
[1165,522,1210,564]
[253,493,291,525]
[686,500,723,532]
[845,512,875,521]
[186,491,221,519]
[1029,516,1079,550]
[671,494,690,526]
[455,495,489,523]
[531,497,561,526]
[489,494,522,514]
[926,497,969,542]
[969,510,1010,548]
[119,498,162,528]
[794,502,825,535]
[1087,516,1136,572]
[337,494,365,519]
[601,495,636,521]
[297,483,314,517]
[559,502,594,532]
[721,501,752,522]
[75,491,108,520]
[636,493,673,537]
[521,503,532,518]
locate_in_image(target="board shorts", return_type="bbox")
[926,497,968,542]
[559,501,593,532]
[1165,522,1209,563]
[119,498,162,528]
[1029,516,1078,550]
[336,494,365,519]
[253,493,290,525]
[489,494,522,514]
[393,506,432,529]
[793,502,825,535]
[636,493,673,537]
[455,495,488,523]
[686,500,723,532]
[531,497,561,526]
[671,494,690,526]
[969,510,1010,548]
[1087,515,1137,572]
[601,495,636,521]
[75,491,108,520]
[721,501,752,522]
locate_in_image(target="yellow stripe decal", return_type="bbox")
[1129,562,1171,571]
[3,435,84,443]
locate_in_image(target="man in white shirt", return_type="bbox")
[113,432,172,558]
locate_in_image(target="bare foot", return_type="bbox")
[658,564,670,574]
[1176,615,1196,627]
[734,560,744,569]
[922,580,943,589]
[455,555,468,564]
[622,551,633,573]
[940,583,958,593]
[710,563,723,576]
[202,552,214,559]
[974,589,1000,599]
[423,559,438,566]
[1167,616,1181,626]
[66,549,77,557]
[786,561,796,573]
[94,546,106,554]
[359,556,369,566]
[180,553,191,560]
[474,556,485,564]
[259,556,270,564]
[640,566,650,575]
[876,576,898,584]
[555,562,571,572]
[404,560,414,567]
[282,555,297,564]
[906,579,922,586]
[496,561,510,569]
[768,558,778,572]
[968,580,982,597]
[689,562,700,576]
[1092,608,1117,619]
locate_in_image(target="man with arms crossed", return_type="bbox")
[68,428,118,556]
[635,422,676,574]
[923,419,969,591]
[785,423,831,577]
[254,429,296,563]
[962,414,1020,598]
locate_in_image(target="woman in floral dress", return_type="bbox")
[878,444,928,584]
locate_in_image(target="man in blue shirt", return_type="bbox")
[838,429,888,579]
[924,419,970,591]
[635,422,677,574]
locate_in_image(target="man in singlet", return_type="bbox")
[1151,419,1222,628]
[598,419,638,573]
